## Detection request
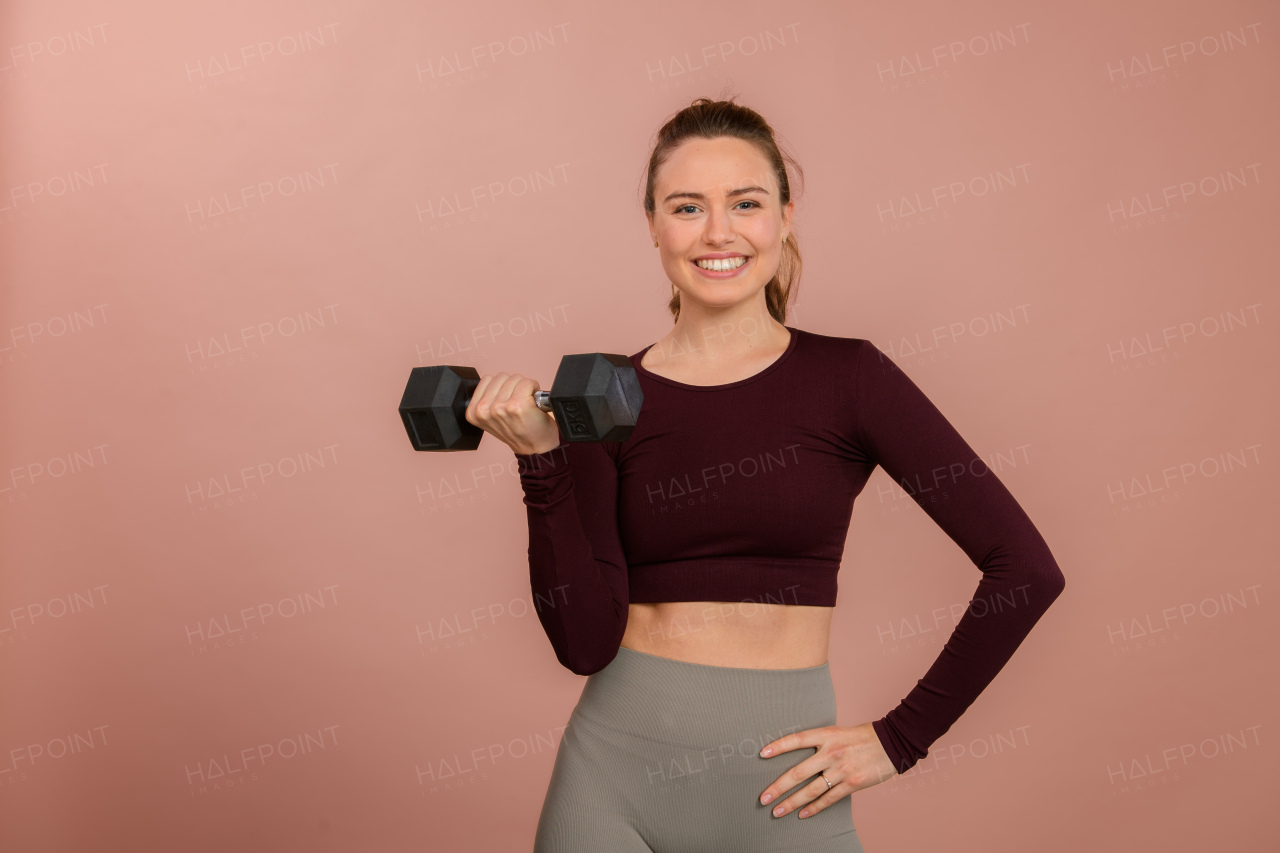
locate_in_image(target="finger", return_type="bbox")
[474,373,511,418]
[492,372,520,398]
[760,751,828,810]
[466,374,494,425]
[770,772,842,819]
[760,726,827,759]
[757,726,830,807]
[795,776,846,819]
[494,374,534,420]
[498,374,538,408]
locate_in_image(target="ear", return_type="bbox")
[781,199,795,241]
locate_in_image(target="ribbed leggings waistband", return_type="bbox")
[574,645,836,750]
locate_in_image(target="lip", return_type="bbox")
[690,253,752,279]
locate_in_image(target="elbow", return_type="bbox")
[567,661,605,677]
[1037,560,1066,603]
[560,643,621,677]
[1018,537,1066,602]
[1044,548,1066,595]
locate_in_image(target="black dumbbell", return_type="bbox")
[399,352,643,451]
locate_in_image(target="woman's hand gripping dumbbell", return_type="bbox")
[397,353,643,454]
[466,372,562,456]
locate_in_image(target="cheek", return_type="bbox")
[747,221,783,244]
[660,229,700,259]
[663,222,695,241]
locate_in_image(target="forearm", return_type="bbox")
[515,440,630,675]
[873,534,1065,772]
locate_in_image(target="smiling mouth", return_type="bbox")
[693,256,749,271]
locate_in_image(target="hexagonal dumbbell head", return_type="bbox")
[399,365,483,451]
[549,352,643,442]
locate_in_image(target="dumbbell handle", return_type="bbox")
[459,386,553,414]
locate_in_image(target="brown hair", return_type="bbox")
[643,95,804,324]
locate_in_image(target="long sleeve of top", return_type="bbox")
[512,438,630,677]
[513,327,1066,773]
[851,340,1066,774]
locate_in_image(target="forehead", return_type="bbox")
[656,136,776,196]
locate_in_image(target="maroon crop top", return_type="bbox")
[513,326,1065,773]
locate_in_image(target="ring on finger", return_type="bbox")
[798,774,835,819]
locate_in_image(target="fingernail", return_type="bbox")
[760,793,772,804]
[760,747,772,756]
[798,810,809,818]
[773,806,784,817]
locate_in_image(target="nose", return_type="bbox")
[701,200,736,246]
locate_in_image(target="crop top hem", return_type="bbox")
[628,557,838,606]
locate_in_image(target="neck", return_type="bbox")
[650,296,789,367]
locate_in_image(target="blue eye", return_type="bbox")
[674,200,759,214]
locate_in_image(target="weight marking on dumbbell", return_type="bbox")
[560,399,590,438]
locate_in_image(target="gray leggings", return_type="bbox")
[534,645,866,852]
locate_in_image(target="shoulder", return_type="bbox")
[627,340,656,374]
[790,327,875,367]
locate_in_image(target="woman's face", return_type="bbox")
[648,136,793,316]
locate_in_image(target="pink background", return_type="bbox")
[1,0,1276,850]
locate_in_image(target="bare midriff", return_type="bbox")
[619,601,833,669]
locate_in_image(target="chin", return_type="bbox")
[680,283,760,305]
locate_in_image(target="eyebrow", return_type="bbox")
[663,185,770,204]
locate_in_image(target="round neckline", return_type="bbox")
[634,326,800,391]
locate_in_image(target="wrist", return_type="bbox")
[512,438,571,477]
[511,436,565,456]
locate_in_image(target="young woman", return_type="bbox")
[466,97,1066,852]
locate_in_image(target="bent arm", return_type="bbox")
[853,340,1066,774]
[514,437,630,675]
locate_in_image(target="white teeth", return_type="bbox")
[695,256,747,271]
